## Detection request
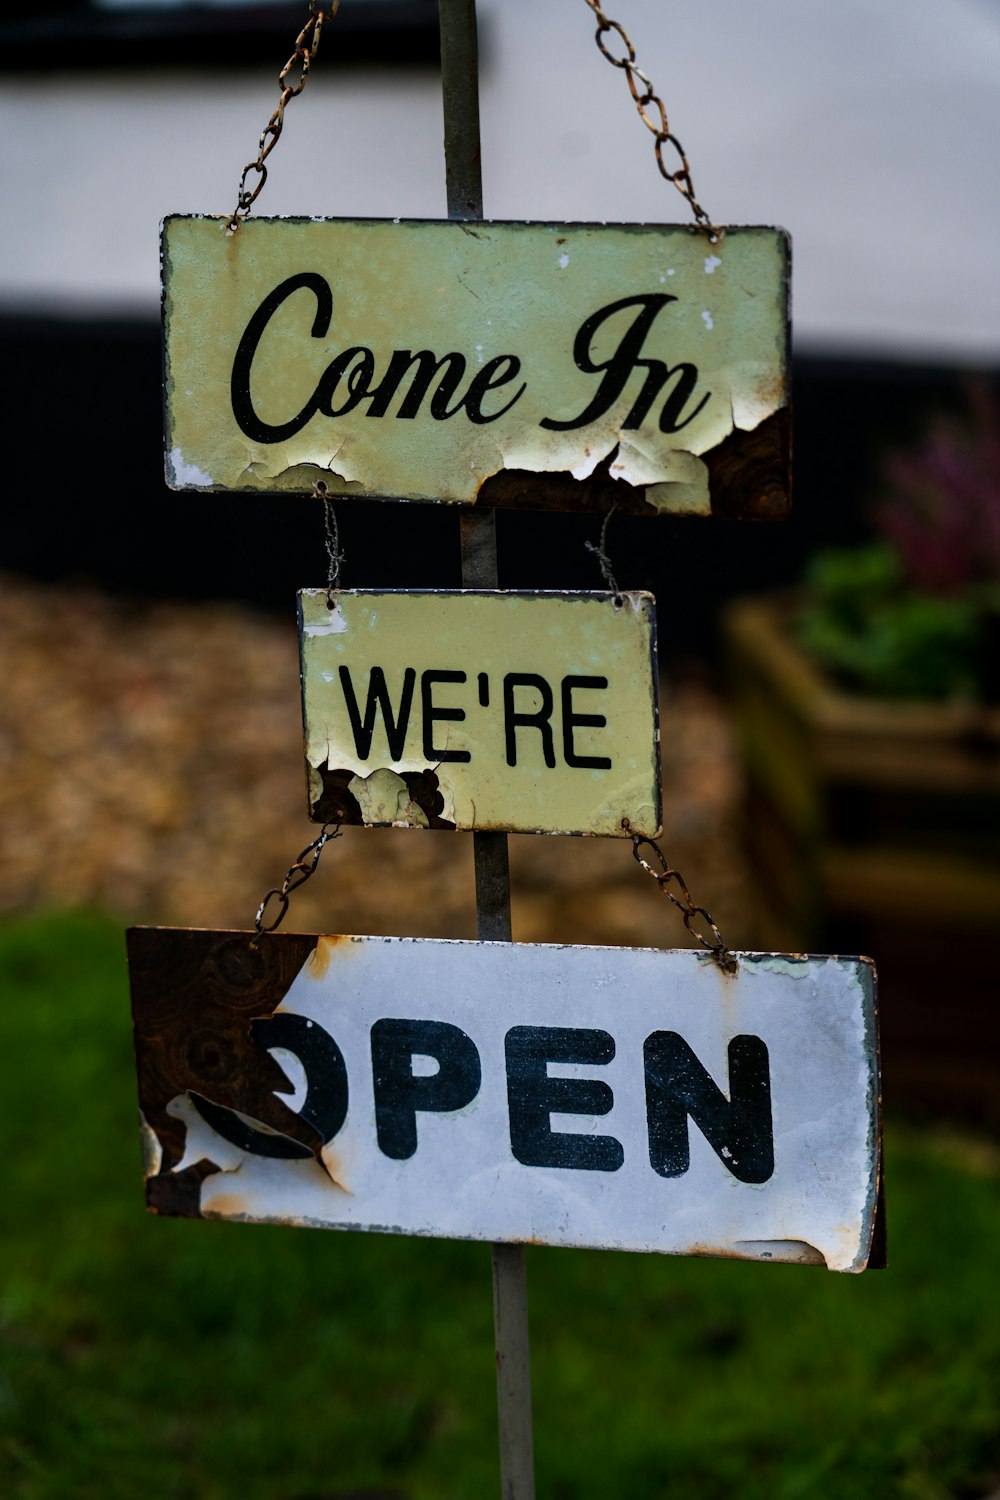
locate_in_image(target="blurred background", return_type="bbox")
[1,2,999,1498]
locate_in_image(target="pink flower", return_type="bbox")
[876,378,1000,594]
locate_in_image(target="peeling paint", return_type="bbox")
[753,954,812,978]
[302,604,349,636]
[166,447,213,487]
[348,767,432,828]
[162,216,790,517]
[169,1093,247,1175]
[139,1112,163,1177]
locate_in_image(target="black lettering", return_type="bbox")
[561,675,612,769]
[643,1032,774,1183]
[232,277,525,437]
[657,363,711,434]
[231,272,332,443]
[338,666,416,760]
[371,1018,482,1160]
[366,350,468,420]
[461,355,526,423]
[191,1012,348,1159]
[315,346,376,417]
[421,670,471,763]
[539,294,710,434]
[505,1025,623,1171]
[503,674,556,768]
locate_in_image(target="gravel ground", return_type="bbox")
[0,573,751,949]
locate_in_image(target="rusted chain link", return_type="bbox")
[584,505,623,603]
[226,0,337,233]
[623,821,737,973]
[582,0,716,239]
[314,480,346,605]
[254,823,342,936]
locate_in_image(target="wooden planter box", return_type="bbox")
[724,594,1000,1123]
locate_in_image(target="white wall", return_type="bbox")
[3,0,999,360]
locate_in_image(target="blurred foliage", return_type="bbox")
[2,909,1000,1500]
[798,543,990,699]
[798,380,1000,701]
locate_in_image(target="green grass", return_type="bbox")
[1,910,998,1500]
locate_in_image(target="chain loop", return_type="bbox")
[226,1,337,233]
[623,822,737,973]
[582,0,716,239]
[253,823,342,937]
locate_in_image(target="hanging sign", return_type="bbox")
[127,928,883,1273]
[162,216,790,519]
[298,589,661,837]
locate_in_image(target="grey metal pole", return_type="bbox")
[438,4,536,1496]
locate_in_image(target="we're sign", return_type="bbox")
[298,590,661,837]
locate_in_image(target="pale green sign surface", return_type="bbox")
[163,216,790,517]
[299,590,660,837]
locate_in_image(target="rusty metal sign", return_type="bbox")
[299,589,660,837]
[162,216,790,519]
[127,928,883,1273]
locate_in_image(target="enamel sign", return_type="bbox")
[162,216,790,519]
[127,929,883,1273]
[298,589,660,837]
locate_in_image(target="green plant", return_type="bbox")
[797,381,1000,701]
[798,542,984,699]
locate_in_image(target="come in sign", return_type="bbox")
[162,216,790,519]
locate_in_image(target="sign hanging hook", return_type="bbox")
[582,0,718,241]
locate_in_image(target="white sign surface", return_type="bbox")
[131,932,881,1273]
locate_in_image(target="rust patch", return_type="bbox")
[682,1242,753,1262]
[202,1192,250,1218]
[704,406,791,520]
[475,448,649,516]
[301,933,356,981]
[319,1141,351,1193]
[146,1158,216,1219]
[474,409,790,521]
[127,927,323,1215]
[306,936,336,980]
[310,763,455,829]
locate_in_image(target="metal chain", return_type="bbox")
[313,480,346,604]
[582,0,716,239]
[226,0,337,233]
[584,505,622,602]
[253,823,342,937]
[623,821,737,973]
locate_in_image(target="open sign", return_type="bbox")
[128,929,882,1273]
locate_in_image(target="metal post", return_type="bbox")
[439,4,535,1496]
